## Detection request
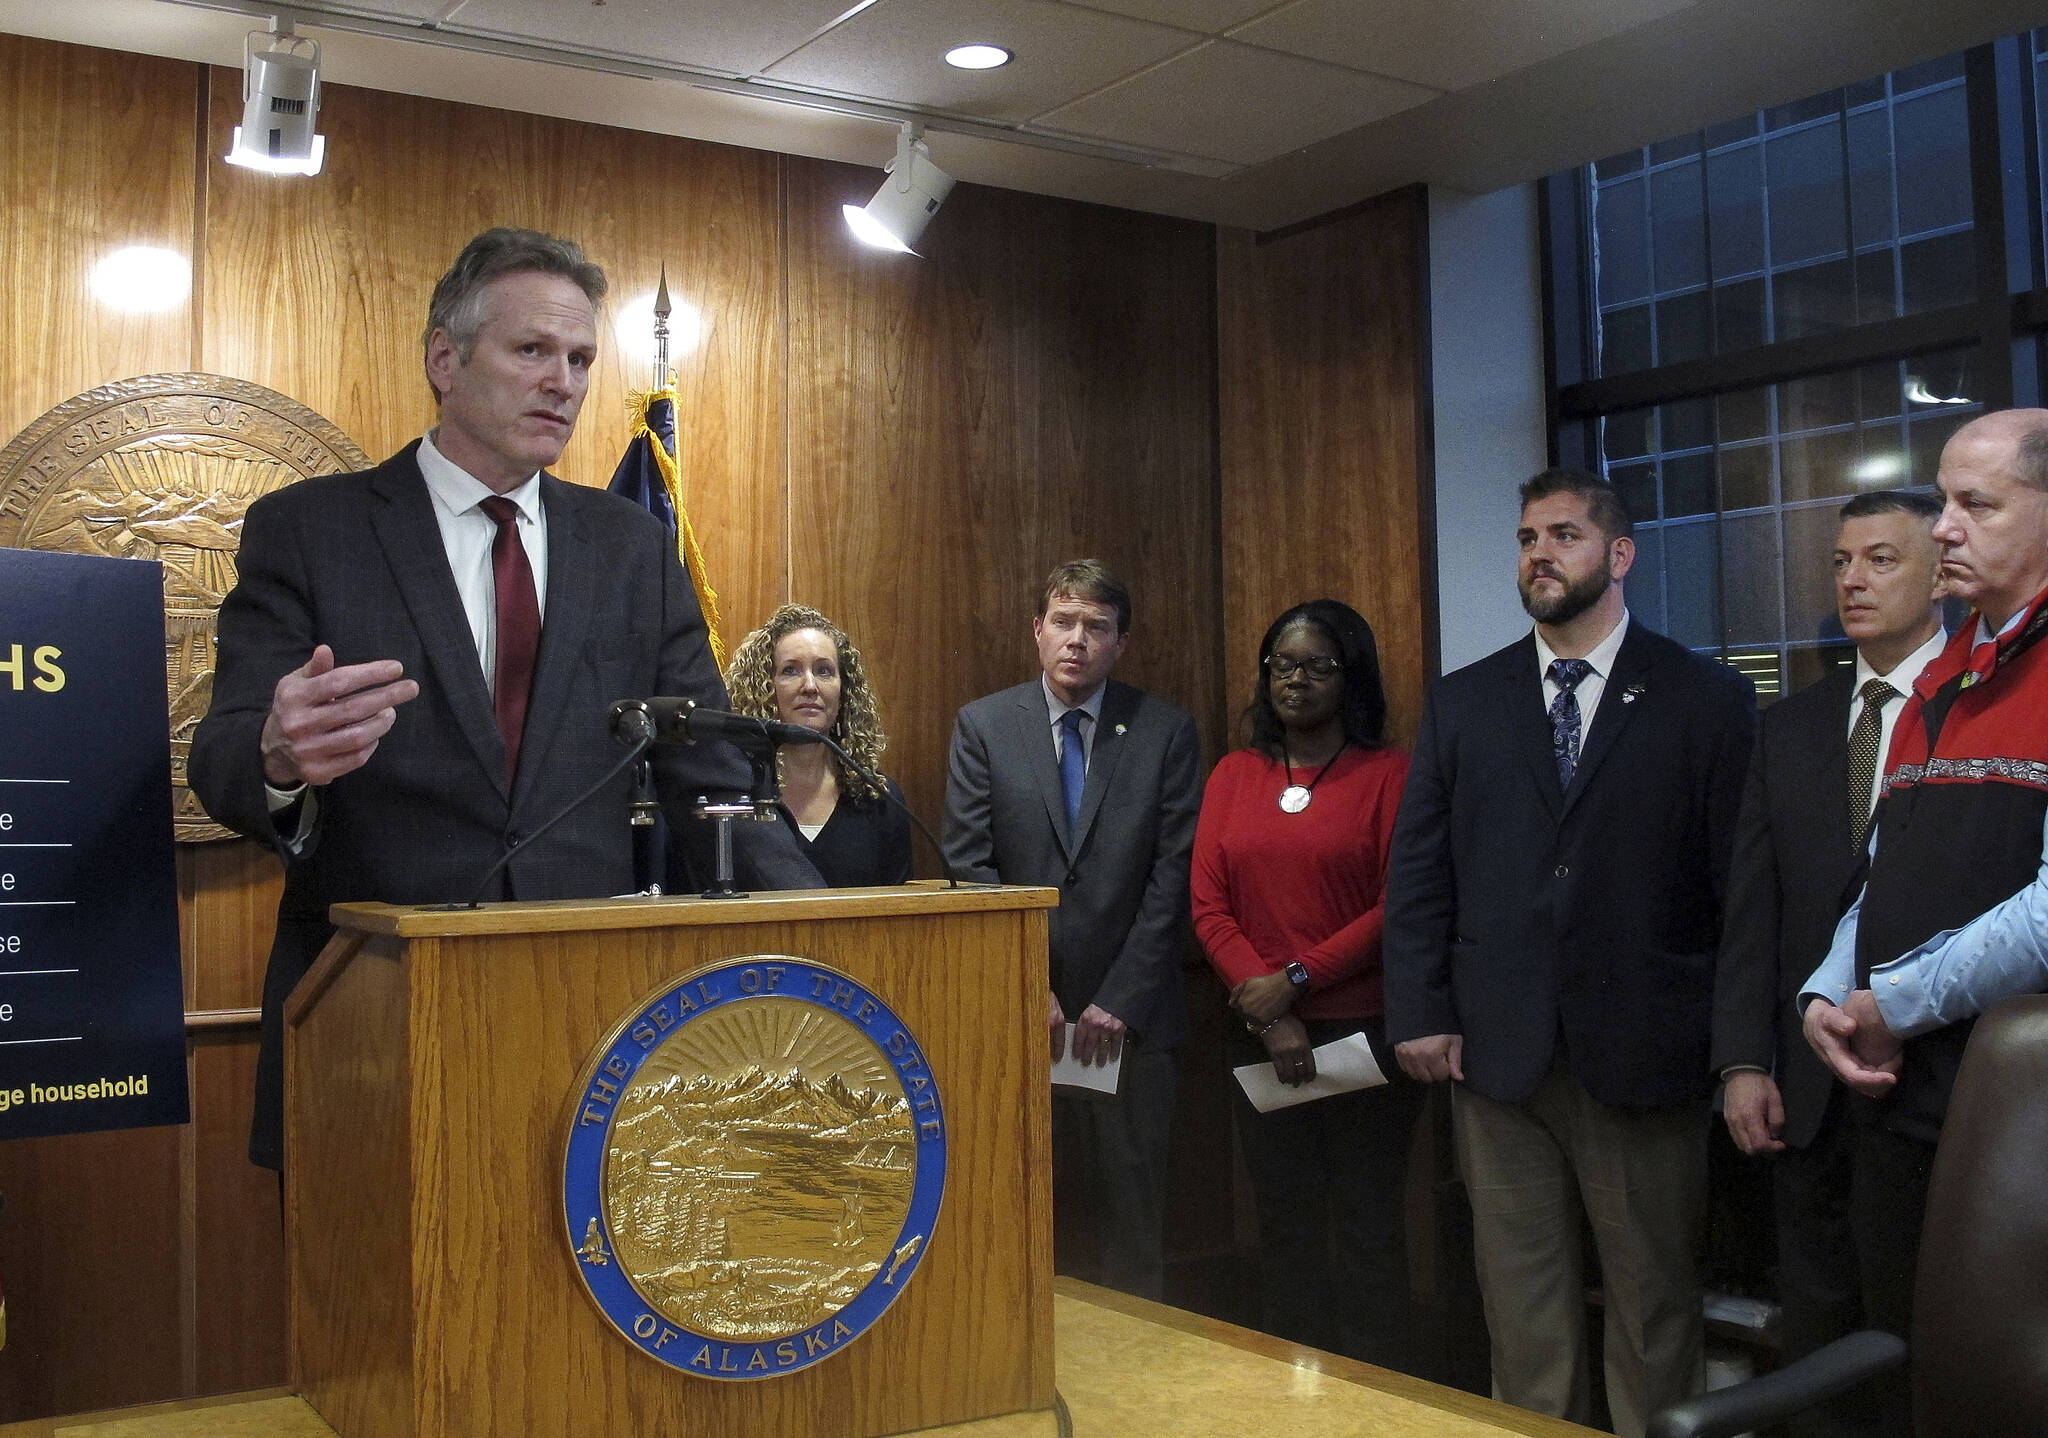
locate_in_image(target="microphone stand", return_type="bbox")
[609,697,958,895]
[628,753,662,896]
[691,745,782,900]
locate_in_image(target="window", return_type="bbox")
[1587,58,1973,381]
[1549,37,2048,702]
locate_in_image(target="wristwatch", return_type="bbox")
[1284,961,1310,992]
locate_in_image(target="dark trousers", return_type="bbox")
[1844,1100,1938,1438]
[1230,1016,1426,1371]
[1773,1087,1883,1438]
[1051,1039,1177,1301]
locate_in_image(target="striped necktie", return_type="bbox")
[1847,678,1898,845]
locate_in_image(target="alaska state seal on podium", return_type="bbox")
[562,955,946,1379]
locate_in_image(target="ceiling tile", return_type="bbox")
[761,0,1199,121]
[448,0,860,77]
[1060,0,1280,32]
[1231,0,1698,92]
[1037,38,1437,166]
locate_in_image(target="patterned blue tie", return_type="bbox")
[1547,658,1594,789]
[1059,709,1087,830]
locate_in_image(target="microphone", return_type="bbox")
[609,698,825,750]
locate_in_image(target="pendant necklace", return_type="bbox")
[1279,741,1348,813]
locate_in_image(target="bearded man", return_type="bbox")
[1383,468,1757,1436]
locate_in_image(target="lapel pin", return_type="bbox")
[1622,684,1645,704]
[1115,724,1127,736]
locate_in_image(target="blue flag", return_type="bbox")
[607,387,725,665]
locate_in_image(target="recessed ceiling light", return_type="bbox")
[944,44,1012,70]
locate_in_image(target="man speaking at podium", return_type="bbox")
[192,228,821,1171]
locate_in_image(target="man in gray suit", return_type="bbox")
[192,228,820,1170]
[943,561,1201,1299]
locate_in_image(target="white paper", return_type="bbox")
[1232,1032,1388,1112]
[1050,1024,1123,1095]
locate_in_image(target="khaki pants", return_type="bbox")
[1453,1068,1707,1437]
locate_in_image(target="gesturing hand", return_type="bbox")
[260,645,419,788]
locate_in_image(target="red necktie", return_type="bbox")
[480,496,539,779]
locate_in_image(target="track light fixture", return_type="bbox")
[842,122,955,256]
[225,20,327,176]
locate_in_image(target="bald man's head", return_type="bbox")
[1933,408,2048,628]
[1943,408,2048,491]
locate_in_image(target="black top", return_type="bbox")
[780,777,913,887]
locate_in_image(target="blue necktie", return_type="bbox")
[1059,709,1087,830]
[1547,658,1594,789]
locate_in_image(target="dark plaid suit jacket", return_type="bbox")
[191,442,819,1166]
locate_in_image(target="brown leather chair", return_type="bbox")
[1651,994,2048,1438]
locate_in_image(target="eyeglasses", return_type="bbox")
[1263,654,1341,680]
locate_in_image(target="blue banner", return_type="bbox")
[0,548,189,1138]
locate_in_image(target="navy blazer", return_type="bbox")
[191,443,821,1165]
[942,678,1201,1048]
[1710,667,1865,1148]
[1383,623,1756,1109]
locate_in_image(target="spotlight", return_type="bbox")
[842,123,955,256]
[225,22,326,176]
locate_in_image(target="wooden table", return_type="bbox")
[0,1279,1595,1438]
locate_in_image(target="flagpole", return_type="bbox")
[653,263,672,393]
[628,263,677,896]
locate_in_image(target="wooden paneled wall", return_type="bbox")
[0,30,1433,1422]
[781,162,1223,841]
[1218,191,1437,747]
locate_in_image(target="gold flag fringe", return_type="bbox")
[626,387,725,667]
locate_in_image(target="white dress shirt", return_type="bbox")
[1535,609,1631,734]
[416,429,548,694]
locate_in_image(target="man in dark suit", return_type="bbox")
[1710,490,1943,1438]
[192,228,820,1171]
[1384,469,1755,1436]
[943,560,1200,1300]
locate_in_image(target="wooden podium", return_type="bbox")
[282,882,1060,1438]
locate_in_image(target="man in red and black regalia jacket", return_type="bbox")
[1799,408,2048,1435]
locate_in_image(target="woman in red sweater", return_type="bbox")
[1191,598,1425,1370]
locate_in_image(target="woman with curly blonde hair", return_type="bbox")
[724,604,911,886]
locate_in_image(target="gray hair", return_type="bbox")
[421,228,607,401]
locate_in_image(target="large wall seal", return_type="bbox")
[0,374,369,841]
[562,956,946,1378]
